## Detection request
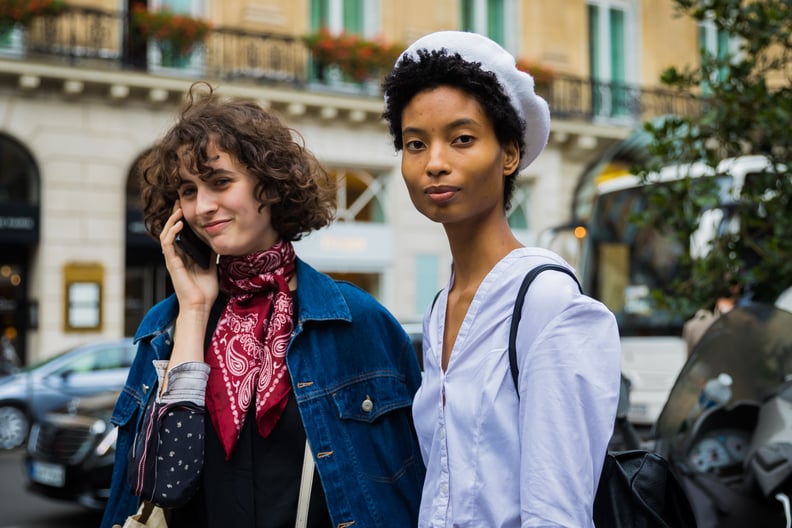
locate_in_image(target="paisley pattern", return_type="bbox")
[205,241,296,459]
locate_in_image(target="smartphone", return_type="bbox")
[175,220,212,270]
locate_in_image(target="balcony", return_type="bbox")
[0,5,699,125]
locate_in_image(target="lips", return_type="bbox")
[425,185,460,203]
[202,219,230,235]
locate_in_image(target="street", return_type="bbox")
[0,448,102,528]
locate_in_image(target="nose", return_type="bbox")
[425,143,450,178]
[194,186,217,216]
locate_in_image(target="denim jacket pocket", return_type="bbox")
[331,373,412,422]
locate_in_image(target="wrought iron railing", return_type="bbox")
[11,5,699,124]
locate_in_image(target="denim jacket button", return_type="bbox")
[361,396,373,413]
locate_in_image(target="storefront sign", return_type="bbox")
[0,205,39,243]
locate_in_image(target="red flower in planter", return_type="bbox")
[0,0,65,31]
[132,5,211,56]
[304,29,404,82]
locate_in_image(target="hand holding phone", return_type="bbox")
[174,220,213,270]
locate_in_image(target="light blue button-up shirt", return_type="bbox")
[413,248,621,527]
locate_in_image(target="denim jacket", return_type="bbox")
[100,259,425,528]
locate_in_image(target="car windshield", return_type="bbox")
[18,341,135,374]
[18,345,83,373]
[654,303,792,442]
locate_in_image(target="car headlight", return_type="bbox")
[95,425,117,457]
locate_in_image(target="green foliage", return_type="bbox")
[635,0,792,316]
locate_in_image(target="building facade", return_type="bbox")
[0,0,701,363]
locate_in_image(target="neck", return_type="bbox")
[444,216,522,292]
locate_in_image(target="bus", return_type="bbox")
[545,155,781,426]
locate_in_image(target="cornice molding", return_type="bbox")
[0,59,387,125]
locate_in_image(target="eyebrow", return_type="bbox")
[178,167,232,186]
[402,118,481,136]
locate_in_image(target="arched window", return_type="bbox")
[0,135,39,205]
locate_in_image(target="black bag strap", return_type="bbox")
[508,264,583,396]
[429,262,583,396]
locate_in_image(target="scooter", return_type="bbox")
[649,302,792,528]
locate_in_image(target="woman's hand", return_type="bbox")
[160,201,218,380]
[160,201,219,312]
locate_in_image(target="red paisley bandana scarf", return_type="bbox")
[206,240,296,459]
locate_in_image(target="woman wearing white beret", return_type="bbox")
[383,31,622,527]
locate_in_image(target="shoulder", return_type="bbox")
[503,248,615,326]
[498,248,581,306]
[334,281,407,340]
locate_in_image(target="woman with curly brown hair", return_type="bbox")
[101,82,424,528]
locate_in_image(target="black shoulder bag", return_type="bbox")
[508,264,697,528]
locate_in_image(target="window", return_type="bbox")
[588,0,636,119]
[308,0,382,84]
[699,17,739,90]
[310,0,380,36]
[0,24,24,57]
[148,0,207,72]
[55,343,136,375]
[460,0,518,50]
[330,169,386,223]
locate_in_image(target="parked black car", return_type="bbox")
[0,338,136,449]
[25,390,120,510]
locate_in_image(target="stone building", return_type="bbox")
[0,0,703,362]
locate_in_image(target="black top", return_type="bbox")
[171,293,331,528]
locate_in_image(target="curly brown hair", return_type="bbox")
[138,82,336,242]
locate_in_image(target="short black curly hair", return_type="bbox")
[382,48,526,209]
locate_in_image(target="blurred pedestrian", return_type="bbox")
[382,31,621,527]
[683,284,741,356]
[0,332,19,375]
[101,82,424,528]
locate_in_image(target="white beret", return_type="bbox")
[397,31,550,171]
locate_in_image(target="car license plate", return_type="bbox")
[30,461,65,487]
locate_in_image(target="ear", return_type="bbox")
[502,140,520,175]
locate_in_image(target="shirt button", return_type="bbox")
[361,396,373,412]
[440,482,448,494]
